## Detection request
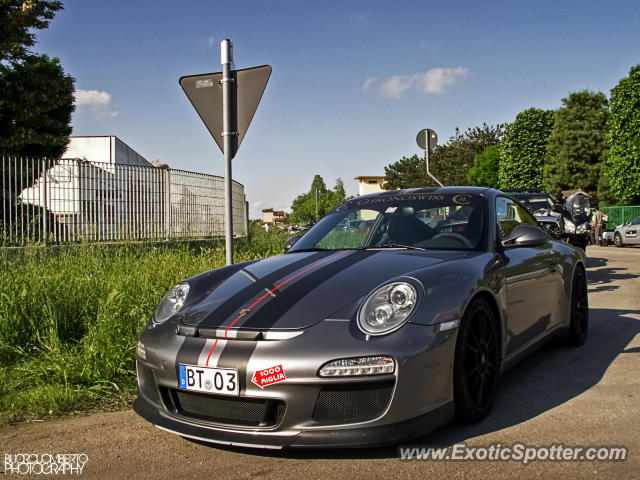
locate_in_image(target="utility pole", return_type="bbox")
[221,39,234,265]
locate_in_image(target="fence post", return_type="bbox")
[165,168,171,241]
[42,158,48,245]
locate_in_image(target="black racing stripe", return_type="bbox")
[174,337,207,377]
[215,341,257,395]
[240,250,376,330]
[198,251,331,327]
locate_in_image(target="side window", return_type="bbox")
[496,197,538,237]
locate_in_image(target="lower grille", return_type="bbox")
[165,389,285,427]
[312,379,395,424]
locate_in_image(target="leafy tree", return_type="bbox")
[596,162,617,206]
[607,64,640,204]
[542,91,609,202]
[467,145,500,188]
[0,3,73,240]
[290,176,346,224]
[498,108,555,190]
[384,123,505,189]
[430,123,506,186]
[383,155,429,189]
[0,55,75,158]
[0,0,63,63]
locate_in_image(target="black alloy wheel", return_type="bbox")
[566,267,589,346]
[453,297,500,423]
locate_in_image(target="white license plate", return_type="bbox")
[178,365,239,396]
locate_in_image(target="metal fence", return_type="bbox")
[601,205,640,229]
[1,155,247,245]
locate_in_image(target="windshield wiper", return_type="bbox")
[287,247,330,252]
[367,243,426,251]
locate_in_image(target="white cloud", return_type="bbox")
[74,89,118,119]
[361,77,378,91]
[374,66,468,99]
[207,35,216,47]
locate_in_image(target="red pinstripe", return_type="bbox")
[204,250,352,366]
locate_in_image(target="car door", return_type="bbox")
[496,197,562,354]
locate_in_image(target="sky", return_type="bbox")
[35,0,640,218]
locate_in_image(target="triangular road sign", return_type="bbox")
[180,65,272,159]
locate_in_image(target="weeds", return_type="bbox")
[0,224,288,423]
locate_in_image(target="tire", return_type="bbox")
[565,266,588,346]
[614,232,623,247]
[453,297,500,423]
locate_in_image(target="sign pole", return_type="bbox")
[417,129,443,187]
[425,146,443,187]
[221,39,234,265]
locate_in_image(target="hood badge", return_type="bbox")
[238,309,250,317]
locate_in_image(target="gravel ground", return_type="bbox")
[2,245,639,479]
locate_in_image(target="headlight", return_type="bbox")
[357,282,417,335]
[153,282,190,324]
[576,222,589,234]
[564,219,576,233]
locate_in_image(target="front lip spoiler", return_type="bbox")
[133,395,453,449]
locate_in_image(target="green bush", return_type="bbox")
[607,64,640,204]
[498,108,555,190]
[0,224,287,423]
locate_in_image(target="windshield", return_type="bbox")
[289,193,487,252]
[513,195,555,214]
[565,194,590,216]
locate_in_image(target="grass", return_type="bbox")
[0,223,288,424]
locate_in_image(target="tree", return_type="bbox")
[542,91,609,203]
[430,123,506,186]
[383,155,429,189]
[0,0,63,63]
[290,176,346,224]
[498,108,555,190]
[0,55,75,158]
[383,123,505,189]
[467,145,500,188]
[0,3,73,240]
[607,64,640,205]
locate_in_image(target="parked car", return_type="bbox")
[507,190,591,251]
[504,191,563,235]
[614,215,640,247]
[134,187,587,449]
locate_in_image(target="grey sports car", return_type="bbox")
[134,187,588,449]
[614,215,640,247]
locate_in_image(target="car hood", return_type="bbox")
[178,249,478,331]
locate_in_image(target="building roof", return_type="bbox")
[354,176,385,181]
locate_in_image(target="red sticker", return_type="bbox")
[251,364,286,389]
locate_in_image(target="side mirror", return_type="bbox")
[284,234,303,252]
[502,225,548,248]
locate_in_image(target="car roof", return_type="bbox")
[359,186,499,200]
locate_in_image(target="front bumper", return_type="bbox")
[134,320,457,448]
[133,394,453,449]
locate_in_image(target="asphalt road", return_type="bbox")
[2,246,640,479]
